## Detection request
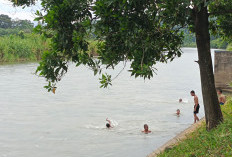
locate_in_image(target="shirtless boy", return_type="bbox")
[176,109,180,116]
[142,124,151,134]
[190,90,200,123]
[217,89,226,105]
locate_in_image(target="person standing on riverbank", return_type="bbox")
[190,90,200,123]
[217,89,226,105]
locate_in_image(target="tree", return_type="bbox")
[0,14,34,29]
[10,0,36,6]
[0,14,12,28]
[12,0,232,130]
[12,19,34,30]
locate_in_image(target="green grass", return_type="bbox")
[227,43,232,51]
[0,33,50,62]
[0,34,99,62]
[87,39,98,56]
[158,98,232,157]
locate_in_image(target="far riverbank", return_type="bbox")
[1,33,231,64]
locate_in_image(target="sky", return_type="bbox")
[0,0,42,21]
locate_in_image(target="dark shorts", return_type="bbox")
[219,102,224,105]
[194,104,200,114]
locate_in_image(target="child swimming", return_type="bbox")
[142,124,151,134]
[106,118,113,128]
[176,109,180,116]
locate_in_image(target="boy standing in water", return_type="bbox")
[142,124,151,134]
[217,89,226,105]
[190,90,200,123]
[176,109,180,116]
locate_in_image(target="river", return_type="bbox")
[0,48,207,157]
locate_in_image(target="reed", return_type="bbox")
[0,33,50,62]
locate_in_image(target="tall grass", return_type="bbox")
[158,99,232,157]
[87,39,98,56]
[0,33,50,62]
[227,43,232,51]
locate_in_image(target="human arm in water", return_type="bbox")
[142,124,151,133]
[142,130,151,134]
[106,118,111,125]
[106,118,113,128]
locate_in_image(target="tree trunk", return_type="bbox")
[194,5,223,130]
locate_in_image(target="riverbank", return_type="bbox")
[0,34,50,62]
[0,35,99,63]
[1,34,231,63]
[149,98,232,157]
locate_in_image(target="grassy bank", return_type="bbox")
[158,99,232,157]
[0,33,50,62]
[0,34,99,63]
[0,33,230,63]
[227,43,232,51]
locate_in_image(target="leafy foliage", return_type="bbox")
[0,14,12,28]
[227,43,232,51]
[0,13,48,62]
[182,29,229,49]
[10,0,36,7]
[32,0,94,90]
[94,0,186,80]
[209,0,232,41]
[0,14,34,35]
[0,33,50,62]
[33,0,190,90]
[10,0,232,91]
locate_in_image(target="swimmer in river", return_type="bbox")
[217,89,226,105]
[190,90,200,123]
[176,109,180,116]
[106,118,113,128]
[142,124,151,134]
[179,98,183,103]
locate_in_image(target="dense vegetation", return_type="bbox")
[0,14,33,35]
[227,44,232,51]
[0,14,50,62]
[158,99,232,157]
[183,30,230,49]
[0,12,230,63]
[0,33,50,62]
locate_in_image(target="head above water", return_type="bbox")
[106,123,111,128]
[190,90,195,96]
[179,98,182,103]
[144,124,149,131]
[176,109,180,115]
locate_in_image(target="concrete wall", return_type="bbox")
[214,51,232,92]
